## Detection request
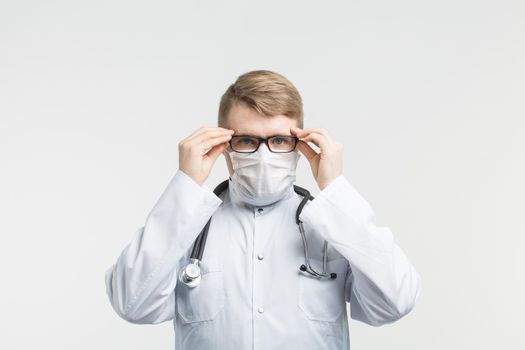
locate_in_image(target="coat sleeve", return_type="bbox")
[298,175,421,326]
[104,169,223,324]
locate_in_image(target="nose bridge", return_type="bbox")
[258,140,271,156]
[257,140,270,153]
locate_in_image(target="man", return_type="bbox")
[105,70,421,349]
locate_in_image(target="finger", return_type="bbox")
[297,128,337,148]
[204,142,229,161]
[185,126,213,140]
[299,132,330,153]
[296,140,318,162]
[191,127,233,141]
[291,127,329,138]
[199,134,233,154]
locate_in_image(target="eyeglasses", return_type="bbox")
[229,135,299,153]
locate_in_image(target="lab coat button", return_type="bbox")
[258,307,264,314]
[257,208,263,213]
[257,253,264,260]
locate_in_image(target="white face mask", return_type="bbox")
[226,144,301,206]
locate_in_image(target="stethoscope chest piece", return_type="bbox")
[179,259,202,288]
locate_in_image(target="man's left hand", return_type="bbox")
[290,127,343,191]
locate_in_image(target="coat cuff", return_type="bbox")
[146,169,224,255]
[299,174,374,243]
[174,169,223,208]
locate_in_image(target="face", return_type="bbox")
[222,102,300,177]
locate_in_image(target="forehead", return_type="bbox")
[228,102,299,137]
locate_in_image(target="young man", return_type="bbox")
[105,70,421,349]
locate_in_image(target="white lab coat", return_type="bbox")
[105,169,421,349]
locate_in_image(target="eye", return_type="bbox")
[241,137,256,144]
[270,137,291,145]
[235,137,257,145]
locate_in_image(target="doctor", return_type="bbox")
[105,70,421,349]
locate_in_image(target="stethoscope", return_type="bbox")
[179,178,338,288]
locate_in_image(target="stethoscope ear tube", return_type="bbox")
[180,179,230,288]
[189,179,230,262]
[294,186,337,280]
[191,219,211,261]
[299,264,337,279]
[293,185,314,225]
[297,222,337,280]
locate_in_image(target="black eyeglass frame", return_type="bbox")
[228,135,300,153]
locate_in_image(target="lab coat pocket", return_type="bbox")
[176,257,225,323]
[298,257,348,322]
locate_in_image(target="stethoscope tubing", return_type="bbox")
[179,180,337,288]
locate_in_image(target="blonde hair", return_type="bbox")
[218,70,304,128]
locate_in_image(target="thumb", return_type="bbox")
[296,140,317,161]
[205,142,228,162]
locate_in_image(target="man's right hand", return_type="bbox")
[178,126,235,186]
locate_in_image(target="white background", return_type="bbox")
[1,0,524,349]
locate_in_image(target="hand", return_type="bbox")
[178,126,234,186]
[290,127,343,191]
